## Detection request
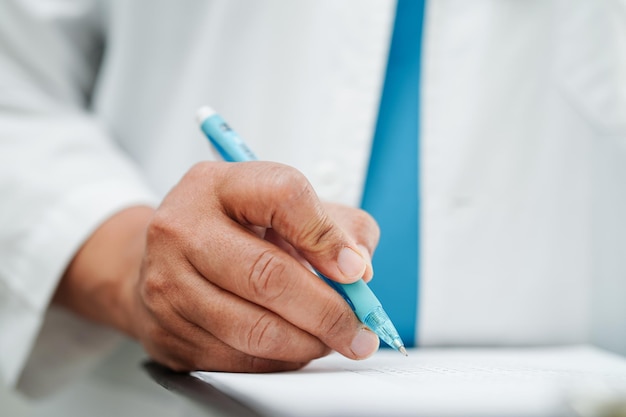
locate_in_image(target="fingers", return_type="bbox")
[185,212,379,360]
[137,260,326,371]
[172,268,331,362]
[142,320,309,373]
[322,202,380,282]
[139,161,382,371]
[213,162,371,284]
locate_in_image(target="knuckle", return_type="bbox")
[245,313,285,357]
[145,212,168,243]
[270,164,311,202]
[317,298,355,341]
[266,164,316,214]
[267,164,343,252]
[298,215,336,249]
[352,209,380,244]
[146,210,181,247]
[352,209,378,235]
[141,272,169,306]
[247,249,289,304]
[139,270,179,316]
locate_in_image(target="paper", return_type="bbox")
[193,346,626,417]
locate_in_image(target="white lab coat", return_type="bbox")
[1,0,626,415]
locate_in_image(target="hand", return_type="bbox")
[56,161,380,373]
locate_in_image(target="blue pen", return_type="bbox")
[196,106,407,356]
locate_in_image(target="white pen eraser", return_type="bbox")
[196,106,216,125]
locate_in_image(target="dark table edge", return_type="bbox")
[143,361,266,417]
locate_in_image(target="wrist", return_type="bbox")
[53,205,155,338]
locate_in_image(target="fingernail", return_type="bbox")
[350,328,379,359]
[356,245,374,282]
[338,247,367,279]
[357,244,373,269]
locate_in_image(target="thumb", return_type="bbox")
[218,161,369,283]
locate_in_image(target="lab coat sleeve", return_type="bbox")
[0,1,158,396]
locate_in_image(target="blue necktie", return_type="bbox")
[360,0,425,347]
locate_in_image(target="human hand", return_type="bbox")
[121,161,380,372]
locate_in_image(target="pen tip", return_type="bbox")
[399,346,408,357]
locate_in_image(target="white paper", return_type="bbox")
[193,346,626,417]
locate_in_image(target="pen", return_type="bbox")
[196,106,407,356]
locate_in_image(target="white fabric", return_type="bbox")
[0,0,159,393]
[419,0,626,348]
[1,0,625,415]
